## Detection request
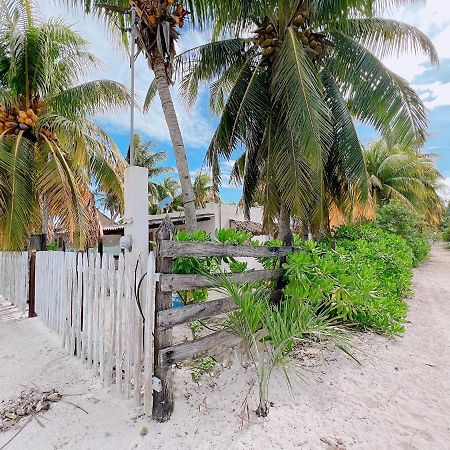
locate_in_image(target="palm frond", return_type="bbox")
[336,18,438,63]
[327,32,428,146]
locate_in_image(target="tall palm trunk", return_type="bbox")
[278,205,293,246]
[153,61,197,231]
[271,205,292,305]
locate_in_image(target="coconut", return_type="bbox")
[293,16,305,27]
[301,37,309,45]
[260,38,274,48]
[262,46,275,57]
[26,109,34,117]
[19,111,28,119]
[19,123,28,130]
[266,24,274,33]
[6,122,18,129]
[25,118,33,126]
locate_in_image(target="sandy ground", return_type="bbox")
[1,243,450,450]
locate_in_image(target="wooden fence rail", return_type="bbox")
[152,217,297,422]
[0,251,29,313]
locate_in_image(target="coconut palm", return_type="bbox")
[0,1,130,250]
[99,133,172,220]
[60,0,229,231]
[176,0,438,240]
[364,140,443,223]
[149,176,183,214]
[193,172,214,208]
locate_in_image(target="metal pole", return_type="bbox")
[129,7,136,166]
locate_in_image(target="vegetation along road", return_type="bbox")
[1,243,449,449]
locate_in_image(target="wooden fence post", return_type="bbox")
[28,252,36,318]
[152,216,175,422]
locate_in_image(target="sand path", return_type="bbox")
[1,243,449,449]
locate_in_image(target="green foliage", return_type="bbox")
[284,224,413,335]
[173,230,214,304]
[176,1,436,231]
[190,356,216,384]
[173,228,251,304]
[0,4,129,250]
[46,242,58,251]
[218,278,352,417]
[215,228,252,245]
[376,200,430,265]
[442,217,450,242]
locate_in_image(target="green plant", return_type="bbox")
[46,242,58,251]
[190,356,217,384]
[0,3,129,250]
[189,321,204,340]
[284,224,413,335]
[442,220,450,242]
[173,228,253,303]
[178,1,436,236]
[376,200,430,265]
[217,278,353,417]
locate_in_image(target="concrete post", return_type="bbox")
[124,166,149,270]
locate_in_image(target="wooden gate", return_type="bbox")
[152,217,297,421]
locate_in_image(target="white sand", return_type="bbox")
[1,243,449,449]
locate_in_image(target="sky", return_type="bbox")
[38,0,450,202]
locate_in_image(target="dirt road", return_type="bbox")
[1,244,449,449]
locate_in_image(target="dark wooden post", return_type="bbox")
[152,215,175,422]
[28,252,37,318]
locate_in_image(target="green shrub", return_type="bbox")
[442,217,450,242]
[172,228,251,304]
[376,200,430,266]
[283,224,413,335]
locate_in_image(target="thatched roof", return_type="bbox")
[229,219,265,236]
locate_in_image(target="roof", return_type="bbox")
[97,210,117,228]
[229,219,265,236]
[103,211,215,233]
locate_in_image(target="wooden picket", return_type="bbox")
[33,251,156,412]
[0,251,29,313]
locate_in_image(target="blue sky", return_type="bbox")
[39,0,450,201]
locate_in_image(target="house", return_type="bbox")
[102,203,268,256]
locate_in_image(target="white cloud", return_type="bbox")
[381,0,450,109]
[37,0,213,148]
[37,0,450,143]
[438,177,450,202]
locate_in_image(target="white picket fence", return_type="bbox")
[35,251,157,414]
[0,252,29,313]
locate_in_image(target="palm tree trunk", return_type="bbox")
[41,195,49,250]
[152,61,197,231]
[278,205,293,246]
[271,205,292,305]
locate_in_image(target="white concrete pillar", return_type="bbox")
[123,166,149,270]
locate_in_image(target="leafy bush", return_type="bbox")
[376,200,430,265]
[442,217,450,242]
[172,228,251,304]
[283,224,413,335]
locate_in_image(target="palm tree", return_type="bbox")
[99,133,172,219]
[176,0,438,241]
[0,1,130,250]
[60,0,228,231]
[364,140,443,223]
[193,172,214,208]
[149,176,183,214]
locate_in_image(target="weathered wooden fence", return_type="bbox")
[0,251,29,313]
[152,218,296,421]
[34,251,157,414]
